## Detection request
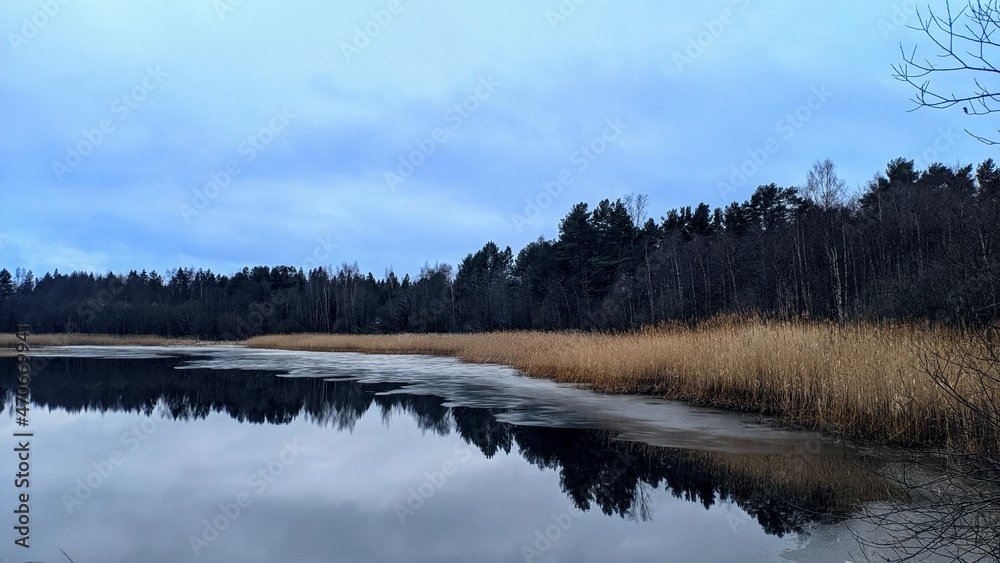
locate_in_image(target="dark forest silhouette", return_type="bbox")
[1,157,998,336]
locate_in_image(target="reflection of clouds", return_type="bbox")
[0,350,889,561]
[9,406,780,563]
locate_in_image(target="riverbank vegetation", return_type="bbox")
[0,333,197,356]
[248,317,999,457]
[0,333,197,347]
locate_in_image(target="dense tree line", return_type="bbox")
[2,156,998,337]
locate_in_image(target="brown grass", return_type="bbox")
[0,333,199,356]
[247,317,999,452]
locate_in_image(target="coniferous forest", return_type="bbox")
[3,157,999,338]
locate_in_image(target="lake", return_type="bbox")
[0,347,928,562]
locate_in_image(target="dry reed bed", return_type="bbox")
[0,333,198,356]
[248,319,998,453]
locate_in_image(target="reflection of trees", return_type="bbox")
[451,406,512,458]
[505,424,890,535]
[2,356,888,536]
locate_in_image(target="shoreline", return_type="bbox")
[4,321,997,456]
[244,321,998,456]
[0,334,203,356]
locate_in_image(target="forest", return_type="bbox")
[2,157,998,338]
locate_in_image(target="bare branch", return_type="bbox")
[895,1,1000,142]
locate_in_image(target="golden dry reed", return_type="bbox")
[0,333,198,355]
[248,316,999,453]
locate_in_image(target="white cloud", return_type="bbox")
[3,0,996,276]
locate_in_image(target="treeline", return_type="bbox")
[2,157,998,337]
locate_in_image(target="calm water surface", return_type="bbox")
[0,347,907,562]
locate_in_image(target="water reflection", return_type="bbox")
[1,353,889,541]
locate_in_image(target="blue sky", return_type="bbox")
[2,0,994,278]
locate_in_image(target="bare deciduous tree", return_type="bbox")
[859,326,1000,561]
[623,193,649,226]
[894,0,1000,144]
[804,159,848,210]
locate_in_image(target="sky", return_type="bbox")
[1,0,995,279]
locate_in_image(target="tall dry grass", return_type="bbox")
[0,333,198,355]
[248,317,999,453]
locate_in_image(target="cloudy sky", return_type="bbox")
[2,0,994,278]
